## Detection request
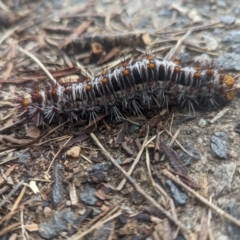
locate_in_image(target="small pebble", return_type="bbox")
[198,118,207,127]
[229,150,238,159]
[43,207,53,217]
[66,146,81,158]
[211,132,227,159]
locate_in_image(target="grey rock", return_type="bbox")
[89,162,112,172]
[178,52,191,65]
[227,44,240,54]
[178,142,200,166]
[17,152,31,163]
[79,183,98,205]
[211,132,227,159]
[213,28,224,37]
[216,0,228,7]
[166,180,188,205]
[52,164,64,206]
[39,221,57,239]
[216,53,240,71]
[176,232,186,240]
[234,7,240,15]
[219,15,235,25]
[225,200,240,240]
[214,163,236,193]
[202,5,211,17]
[91,207,102,216]
[222,30,240,44]
[158,8,173,17]
[39,208,77,239]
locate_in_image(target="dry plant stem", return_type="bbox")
[116,127,149,191]
[0,222,21,237]
[168,128,180,147]
[165,30,191,61]
[11,185,26,212]
[108,221,115,240]
[101,206,120,222]
[208,196,215,240]
[164,128,194,157]
[169,113,175,133]
[90,133,191,239]
[0,180,23,208]
[0,164,17,186]
[0,27,18,46]
[144,131,164,148]
[17,46,57,84]
[209,107,229,123]
[20,210,26,240]
[146,148,178,220]
[85,206,119,229]
[37,121,69,143]
[0,119,25,133]
[160,128,181,161]
[69,210,122,240]
[80,153,93,164]
[169,21,220,36]
[162,169,240,228]
[59,20,93,49]
[0,209,19,225]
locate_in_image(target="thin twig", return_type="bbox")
[0,27,19,46]
[0,223,21,237]
[164,128,194,157]
[144,131,164,147]
[116,127,149,191]
[165,30,191,61]
[20,210,26,240]
[85,206,119,229]
[11,185,26,212]
[17,46,57,84]
[146,147,178,220]
[69,210,122,240]
[0,181,24,208]
[208,196,215,240]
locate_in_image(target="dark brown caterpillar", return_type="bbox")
[17,54,236,126]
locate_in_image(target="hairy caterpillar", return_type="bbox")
[17,54,236,126]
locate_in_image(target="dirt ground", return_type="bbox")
[1,0,240,239]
